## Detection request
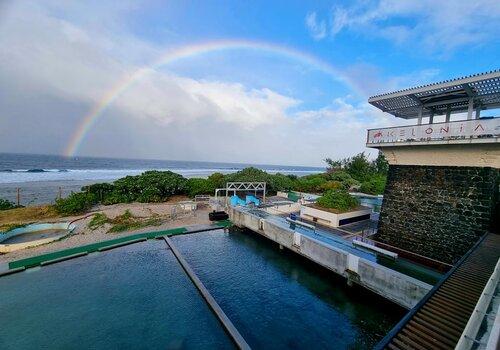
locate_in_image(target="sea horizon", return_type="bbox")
[0,152,324,205]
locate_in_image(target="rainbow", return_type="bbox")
[64,39,361,156]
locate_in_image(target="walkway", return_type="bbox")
[375,233,500,350]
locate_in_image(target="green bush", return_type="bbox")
[269,173,295,192]
[104,171,187,204]
[293,175,326,193]
[186,178,215,197]
[316,189,359,212]
[54,192,98,215]
[319,181,343,191]
[207,172,225,189]
[359,175,387,195]
[0,198,19,211]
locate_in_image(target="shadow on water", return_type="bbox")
[173,228,406,350]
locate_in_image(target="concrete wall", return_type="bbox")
[300,205,372,227]
[381,143,500,168]
[376,165,499,264]
[229,207,431,309]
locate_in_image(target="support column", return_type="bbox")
[417,106,423,125]
[475,107,481,119]
[467,98,474,120]
[429,111,434,124]
[445,105,451,123]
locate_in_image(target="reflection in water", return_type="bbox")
[174,229,405,349]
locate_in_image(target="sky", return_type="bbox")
[0,0,499,167]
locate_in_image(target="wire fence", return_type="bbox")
[0,185,78,207]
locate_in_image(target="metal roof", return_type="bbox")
[369,70,500,119]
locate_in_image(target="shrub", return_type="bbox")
[319,181,343,192]
[293,175,326,193]
[207,172,225,189]
[54,192,98,215]
[316,189,359,212]
[104,171,187,203]
[269,173,295,192]
[0,198,19,211]
[81,183,115,201]
[326,171,360,190]
[360,175,387,195]
[186,178,215,197]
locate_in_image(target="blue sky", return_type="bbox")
[0,0,499,166]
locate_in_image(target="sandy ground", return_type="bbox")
[0,199,212,264]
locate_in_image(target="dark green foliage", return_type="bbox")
[316,189,360,212]
[54,192,98,215]
[326,171,360,190]
[105,171,187,204]
[186,178,215,197]
[81,183,115,201]
[360,175,387,195]
[324,152,388,194]
[207,172,225,189]
[319,181,343,191]
[374,152,389,175]
[293,175,326,193]
[268,173,295,192]
[0,198,20,211]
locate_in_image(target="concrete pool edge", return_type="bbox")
[0,222,77,253]
[3,221,233,272]
[163,235,251,350]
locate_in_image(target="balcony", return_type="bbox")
[366,118,500,147]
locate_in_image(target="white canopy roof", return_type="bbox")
[368,70,500,119]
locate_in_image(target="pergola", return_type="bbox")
[368,70,500,124]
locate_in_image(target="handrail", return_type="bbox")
[455,257,500,350]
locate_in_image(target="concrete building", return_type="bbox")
[366,70,500,264]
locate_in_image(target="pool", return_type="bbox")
[351,194,384,213]
[0,229,405,349]
[0,222,75,253]
[0,240,232,349]
[173,229,405,349]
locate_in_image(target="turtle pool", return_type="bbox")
[0,229,404,349]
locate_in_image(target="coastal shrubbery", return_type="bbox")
[316,189,360,212]
[0,198,20,211]
[52,152,389,215]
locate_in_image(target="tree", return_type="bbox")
[324,157,344,173]
[374,152,389,175]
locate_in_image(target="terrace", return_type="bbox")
[366,70,500,148]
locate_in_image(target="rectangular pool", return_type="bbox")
[0,240,232,349]
[0,229,405,349]
[173,229,405,349]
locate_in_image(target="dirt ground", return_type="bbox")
[0,200,212,264]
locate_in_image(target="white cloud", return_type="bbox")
[305,12,327,40]
[318,0,500,53]
[0,1,396,166]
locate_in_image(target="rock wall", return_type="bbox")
[376,165,499,264]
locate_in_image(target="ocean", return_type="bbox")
[0,153,324,206]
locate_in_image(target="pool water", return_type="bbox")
[0,240,233,349]
[2,229,67,244]
[173,229,405,349]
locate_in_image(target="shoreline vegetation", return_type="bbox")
[0,152,388,228]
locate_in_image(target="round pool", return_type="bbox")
[0,222,76,253]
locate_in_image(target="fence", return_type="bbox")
[0,185,77,207]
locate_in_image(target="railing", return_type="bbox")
[455,258,500,350]
[366,117,500,146]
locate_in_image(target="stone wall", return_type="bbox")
[376,165,499,264]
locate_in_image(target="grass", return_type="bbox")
[87,210,163,233]
[87,213,109,230]
[0,205,60,232]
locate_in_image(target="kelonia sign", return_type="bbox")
[367,118,500,144]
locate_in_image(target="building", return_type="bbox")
[366,70,500,264]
